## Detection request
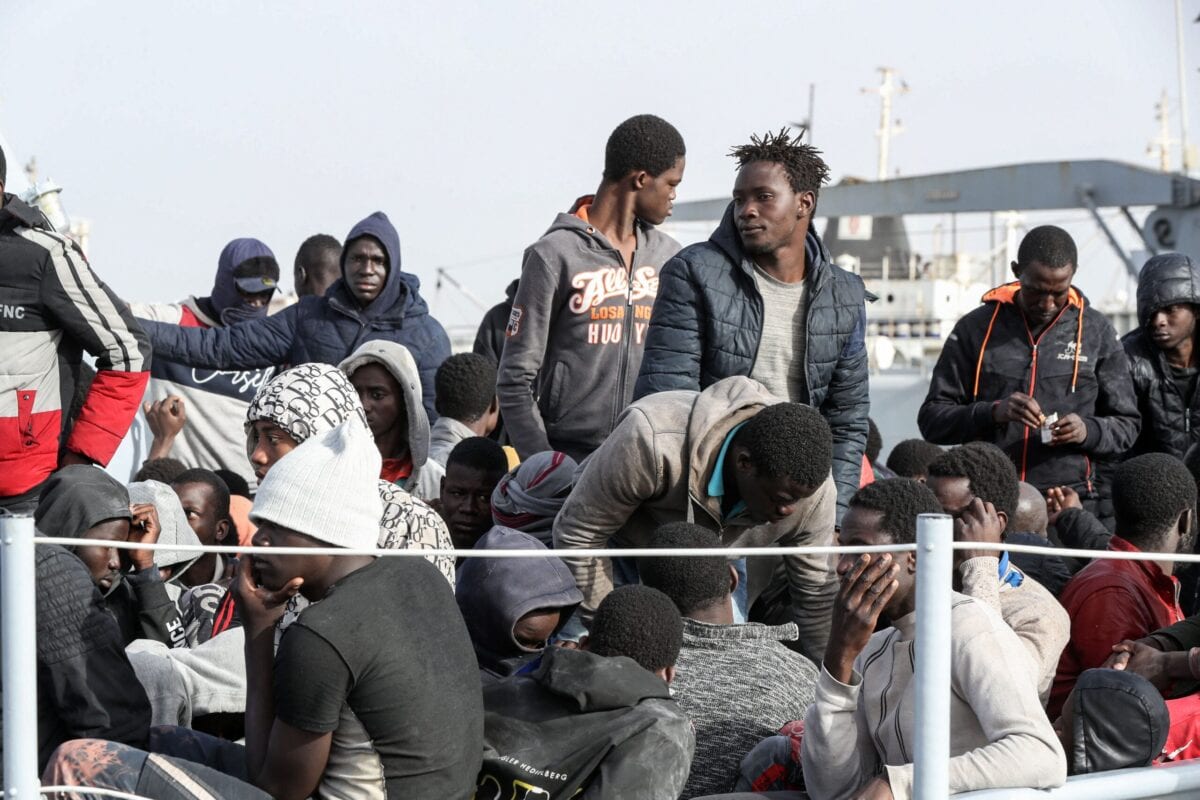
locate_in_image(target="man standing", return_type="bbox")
[138,211,450,420]
[0,145,151,512]
[130,237,281,489]
[292,234,341,298]
[497,114,685,460]
[634,129,870,518]
[1123,252,1200,459]
[554,376,838,661]
[918,225,1139,508]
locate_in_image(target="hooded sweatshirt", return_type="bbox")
[128,238,279,490]
[1122,253,1200,459]
[34,466,184,648]
[490,450,578,546]
[339,339,444,501]
[137,212,450,421]
[474,278,519,365]
[1065,668,1170,775]
[497,197,680,460]
[918,281,1140,493]
[455,527,582,682]
[552,376,838,661]
[478,646,694,800]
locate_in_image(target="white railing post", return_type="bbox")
[913,513,953,800]
[2,514,39,798]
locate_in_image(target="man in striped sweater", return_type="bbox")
[0,146,151,513]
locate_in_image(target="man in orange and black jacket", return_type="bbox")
[918,225,1139,514]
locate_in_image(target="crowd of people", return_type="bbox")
[3,112,1200,799]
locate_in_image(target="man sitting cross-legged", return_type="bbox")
[639,521,818,798]
[803,478,1064,800]
[45,420,484,800]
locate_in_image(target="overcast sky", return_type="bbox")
[2,1,1194,333]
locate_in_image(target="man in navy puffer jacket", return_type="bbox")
[634,131,869,520]
[137,212,450,420]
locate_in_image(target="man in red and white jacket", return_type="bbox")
[0,148,151,512]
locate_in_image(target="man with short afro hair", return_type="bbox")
[926,442,1070,704]
[1051,453,1198,717]
[641,523,818,797]
[634,128,870,523]
[498,114,685,462]
[555,376,838,661]
[429,353,499,467]
[477,584,694,800]
[886,438,943,481]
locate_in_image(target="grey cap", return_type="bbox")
[128,480,203,574]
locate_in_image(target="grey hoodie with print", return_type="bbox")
[339,340,444,502]
[497,196,680,460]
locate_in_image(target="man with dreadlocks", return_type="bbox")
[635,129,869,520]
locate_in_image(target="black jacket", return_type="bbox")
[473,279,518,365]
[478,647,694,800]
[633,206,870,516]
[918,283,1140,493]
[0,545,151,774]
[1122,253,1200,459]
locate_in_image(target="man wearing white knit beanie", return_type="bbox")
[46,419,484,800]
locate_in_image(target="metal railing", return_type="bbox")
[9,513,1200,799]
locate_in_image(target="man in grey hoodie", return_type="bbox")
[497,114,686,460]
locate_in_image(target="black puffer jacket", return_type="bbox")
[0,545,151,775]
[633,205,870,517]
[1122,253,1200,459]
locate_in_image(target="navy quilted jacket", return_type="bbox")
[139,212,450,420]
[633,204,870,517]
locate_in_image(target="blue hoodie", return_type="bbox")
[456,527,582,683]
[137,211,451,419]
[208,237,277,324]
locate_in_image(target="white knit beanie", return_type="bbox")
[250,420,383,549]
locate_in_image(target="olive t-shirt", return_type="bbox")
[274,558,483,800]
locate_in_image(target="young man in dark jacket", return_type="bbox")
[477,585,694,800]
[497,114,685,460]
[7,543,152,776]
[0,146,152,513]
[918,225,1140,509]
[137,211,450,420]
[634,129,870,520]
[1123,252,1200,459]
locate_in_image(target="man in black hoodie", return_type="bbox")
[497,115,685,460]
[634,129,870,520]
[1123,252,1200,459]
[137,212,450,420]
[477,585,694,800]
[918,225,1139,509]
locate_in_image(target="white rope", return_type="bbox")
[30,535,1200,563]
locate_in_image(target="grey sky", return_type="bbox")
[1,1,1193,334]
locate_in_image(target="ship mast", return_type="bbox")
[861,67,909,181]
[1149,88,1177,172]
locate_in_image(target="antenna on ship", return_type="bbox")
[861,67,909,181]
[1149,88,1177,172]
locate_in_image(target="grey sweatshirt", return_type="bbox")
[802,593,1066,800]
[553,377,837,661]
[497,196,680,460]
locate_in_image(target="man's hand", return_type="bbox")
[1105,639,1185,691]
[851,776,894,800]
[992,392,1043,428]
[145,396,187,459]
[1045,486,1082,525]
[128,502,162,572]
[954,497,1004,563]
[824,553,900,684]
[231,558,303,637]
[1049,412,1087,446]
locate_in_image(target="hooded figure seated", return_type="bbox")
[1055,668,1170,775]
[491,450,578,547]
[456,527,582,682]
[477,585,694,800]
[35,466,187,648]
